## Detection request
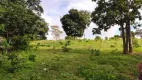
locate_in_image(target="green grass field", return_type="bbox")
[0,39,142,80]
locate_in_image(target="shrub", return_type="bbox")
[90,49,100,56]
[133,38,140,48]
[7,53,26,73]
[59,41,63,45]
[0,37,11,54]
[94,49,100,56]
[62,41,70,52]
[11,35,30,50]
[65,36,75,40]
[35,43,40,50]
[29,54,36,62]
[95,36,102,41]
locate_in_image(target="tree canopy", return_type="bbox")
[0,0,48,50]
[91,0,142,54]
[60,9,91,37]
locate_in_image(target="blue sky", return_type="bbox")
[40,0,140,40]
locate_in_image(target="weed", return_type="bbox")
[90,49,100,56]
[29,54,36,62]
[62,41,71,52]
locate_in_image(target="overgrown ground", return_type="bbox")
[0,39,142,80]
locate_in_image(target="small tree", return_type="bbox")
[51,25,63,40]
[135,29,142,38]
[95,36,102,41]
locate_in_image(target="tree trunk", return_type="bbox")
[125,21,129,54]
[121,24,126,54]
[128,21,133,54]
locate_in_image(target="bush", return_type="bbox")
[0,37,11,54]
[29,54,36,62]
[62,41,71,52]
[95,36,102,41]
[7,53,26,73]
[65,36,75,40]
[11,35,30,50]
[133,38,140,48]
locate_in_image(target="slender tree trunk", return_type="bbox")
[121,24,126,54]
[128,21,133,54]
[125,21,129,54]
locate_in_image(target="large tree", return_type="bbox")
[91,0,142,54]
[0,0,48,50]
[60,9,91,38]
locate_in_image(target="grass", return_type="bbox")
[0,39,142,80]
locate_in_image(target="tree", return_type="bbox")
[0,0,48,50]
[95,36,102,41]
[114,35,121,38]
[91,0,142,54]
[135,29,142,38]
[60,9,91,38]
[51,25,63,40]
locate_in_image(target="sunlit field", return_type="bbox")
[0,39,142,80]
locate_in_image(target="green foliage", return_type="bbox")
[133,38,140,48]
[29,54,36,62]
[7,53,26,73]
[0,37,11,54]
[61,41,71,52]
[11,35,30,50]
[78,64,120,80]
[0,40,141,79]
[0,0,48,51]
[114,35,120,38]
[95,36,102,41]
[91,0,142,34]
[91,49,100,56]
[65,36,75,40]
[91,0,142,54]
[35,43,40,50]
[61,9,91,37]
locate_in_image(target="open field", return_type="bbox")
[0,39,142,80]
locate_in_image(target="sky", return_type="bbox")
[40,0,141,40]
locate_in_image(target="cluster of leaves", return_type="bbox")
[29,54,36,62]
[61,9,91,37]
[65,36,75,40]
[61,41,71,52]
[109,35,121,40]
[0,50,37,73]
[91,49,100,56]
[7,53,26,73]
[91,0,142,54]
[133,38,140,48]
[94,36,102,41]
[0,0,48,50]
[11,35,30,50]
